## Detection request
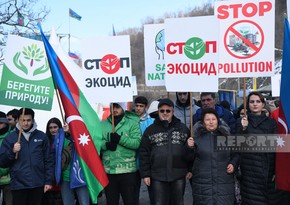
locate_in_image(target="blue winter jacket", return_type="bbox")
[0,126,54,190]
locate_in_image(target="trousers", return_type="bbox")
[152,178,185,205]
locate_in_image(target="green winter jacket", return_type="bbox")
[0,126,12,185]
[101,111,141,174]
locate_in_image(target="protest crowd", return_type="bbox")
[1,1,289,205]
[1,91,290,205]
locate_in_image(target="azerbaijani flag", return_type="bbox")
[69,8,82,21]
[38,24,108,202]
[276,18,290,191]
[18,12,24,26]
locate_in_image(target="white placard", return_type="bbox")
[144,24,165,86]
[81,36,133,103]
[215,0,275,78]
[164,16,219,92]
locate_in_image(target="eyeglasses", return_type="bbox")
[159,109,172,113]
[49,126,58,129]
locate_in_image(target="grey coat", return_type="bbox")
[174,101,199,129]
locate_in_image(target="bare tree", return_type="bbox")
[0,0,50,64]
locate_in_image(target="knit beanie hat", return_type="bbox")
[113,102,127,112]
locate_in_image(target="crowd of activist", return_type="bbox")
[0,91,289,205]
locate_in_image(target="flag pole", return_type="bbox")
[15,108,25,159]
[243,78,247,114]
[55,88,66,124]
[111,104,115,133]
[189,92,194,138]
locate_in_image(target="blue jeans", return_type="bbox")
[152,178,185,205]
[61,181,90,205]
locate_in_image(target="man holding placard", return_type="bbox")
[0,108,54,205]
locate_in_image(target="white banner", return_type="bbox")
[164,16,219,92]
[144,24,165,86]
[215,0,275,78]
[81,36,133,103]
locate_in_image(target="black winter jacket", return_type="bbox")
[190,121,237,205]
[139,116,191,182]
[237,112,284,205]
[0,127,54,190]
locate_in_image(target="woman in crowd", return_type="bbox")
[237,91,286,205]
[45,117,90,205]
[42,118,63,205]
[187,108,237,205]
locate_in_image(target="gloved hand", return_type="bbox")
[106,141,117,151]
[110,132,121,144]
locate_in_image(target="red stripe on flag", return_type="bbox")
[58,88,108,187]
[276,104,290,190]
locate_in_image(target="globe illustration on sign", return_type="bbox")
[155,29,165,60]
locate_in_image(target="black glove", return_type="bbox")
[106,141,117,151]
[110,132,121,144]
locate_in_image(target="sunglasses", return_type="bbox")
[159,109,172,113]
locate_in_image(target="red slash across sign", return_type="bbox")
[224,20,264,59]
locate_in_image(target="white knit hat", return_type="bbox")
[113,102,127,111]
[147,101,159,114]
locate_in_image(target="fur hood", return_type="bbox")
[193,119,231,137]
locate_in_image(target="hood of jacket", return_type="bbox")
[193,118,230,137]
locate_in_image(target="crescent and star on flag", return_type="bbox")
[66,115,91,146]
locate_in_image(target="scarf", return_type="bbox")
[54,128,86,188]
